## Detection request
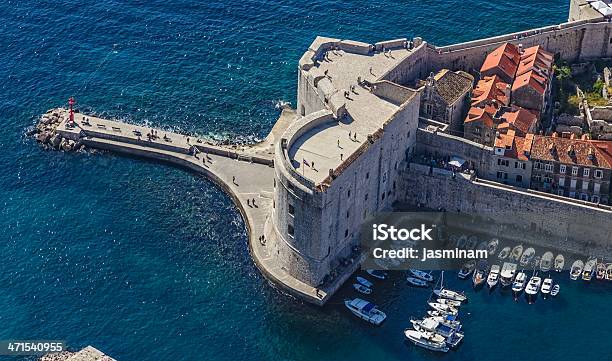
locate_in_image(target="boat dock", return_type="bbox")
[33,106,334,305]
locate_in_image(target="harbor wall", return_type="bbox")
[400,165,612,258]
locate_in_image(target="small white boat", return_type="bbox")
[404,329,449,352]
[570,260,584,280]
[427,315,461,330]
[541,277,553,297]
[606,264,612,281]
[436,298,461,308]
[512,271,527,293]
[344,298,386,325]
[488,239,500,256]
[353,283,372,295]
[554,254,565,272]
[540,252,554,272]
[582,258,597,281]
[596,263,606,280]
[498,246,511,260]
[366,269,388,280]
[455,235,468,249]
[356,276,373,288]
[525,275,542,296]
[407,277,429,287]
[458,260,476,279]
[487,264,500,289]
[500,262,517,287]
[428,302,458,316]
[409,269,434,282]
[520,247,535,267]
[434,271,467,302]
[550,284,560,297]
[509,244,524,262]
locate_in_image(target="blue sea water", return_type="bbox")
[0,1,610,360]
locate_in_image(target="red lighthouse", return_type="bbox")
[68,97,75,125]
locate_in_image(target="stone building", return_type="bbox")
[490,130,533,187]
[585,104,612,140]
[419,69,473,134]
[464,104,498,145]
[511,46,554,113]
[471,75,510,108]
[529,133,612,204]
[480,43,520,84]
[497,107,538,137]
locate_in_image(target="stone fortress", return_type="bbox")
[266,0,612,304]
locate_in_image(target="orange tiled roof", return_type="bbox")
[499,107,538,135]
[481,43,520,81]
[531,136,612,168]
[471,75,510,107]
[512,70,547,95]
[513,46,552,95]
[494,129,530,161]
[465,106,495,128]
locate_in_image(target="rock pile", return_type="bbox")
[38,351,74,361]
[30,108,83,152]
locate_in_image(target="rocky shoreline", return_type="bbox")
[38,351,74,361]
[29,108,83,152]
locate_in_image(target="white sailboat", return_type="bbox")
[433,271,467,302]
[428,302,458,316]
[409,269,434,282]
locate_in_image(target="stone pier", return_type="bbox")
[35,107,335,305]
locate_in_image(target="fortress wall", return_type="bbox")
[415,128,493,174]
[380,44,429,86]
[400,167,612,257]
[427,21,612,75]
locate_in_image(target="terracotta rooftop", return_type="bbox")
[531,136,612,168]
[512,69,547,94]
[466,106,495,127]
[512,45,552,95]
[432,69,474,105]
[498,107,538,136]
[471,75,510,107]
[481,43,520,81]
[494,129,530,161]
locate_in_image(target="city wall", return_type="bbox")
[400,165,612,258]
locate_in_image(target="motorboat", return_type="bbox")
[409,269,434,282]
[570,260,584,280]
[607,263,612,281]
[498,246,511,260]
[520,247,536,267]
[541,277,553,297]
[428,302,458,316]
[554,254,565,272]
[550,284,560,297]
[596,263,606,280]
[455,235,468,249]
[353,283,372,295]
[512,271,527,293]
[488,239,499,256]
[344,298,386,325]
[540,252,554,272]
[356,276,373,288]
[472,260,487,288]
[466,236,478,250]
[427,309,458,320]
[404,329,449,352]
[407,277,429,287]
[582,258,597,281]
[428,314,461,330]
[436,298,461,308]
[366,269,388,280]
[487,264,501,289]
[509,244,523,262]
[500,262,518,287]
[458,260,476,279]
[525,274,542,296]
[411,318,464,348]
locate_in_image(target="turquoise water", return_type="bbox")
[1,1,610,360]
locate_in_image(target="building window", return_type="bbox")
[516,175,523,183]
[521,163,526,170]
[287,224,295,238]
[288,203,295,217]
[346,210,350,219]
[544,163,553,172]
[365,193,368,201]
[366,172,370,179]
[581,193,588,201]
[382,193,386,200]
[592,195,600,203]
[347,189,351,198]
[582,180,589,191]
[497,159,509,167]
[426,104,432,115]
[557,189,564,196]
[560,164,566,174]
[583,168,590,177]
[559,177,565,187]
[571,167,578,176]
[475,127,481,134]
[544,176,553,183]
[594,169,603,179]
[344,229,349,238]
[594,182,601,194]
